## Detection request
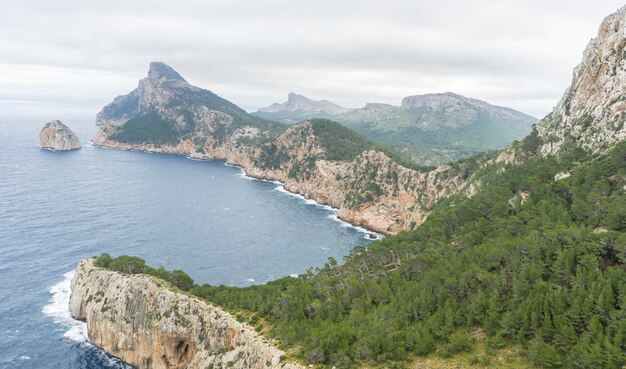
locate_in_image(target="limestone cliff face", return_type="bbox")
[69,259,304,369]
[39,120,81,151]
[536,5,626,155]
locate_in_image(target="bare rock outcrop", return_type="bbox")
[39,120,81,151]
[536,5,626,155]
[69,259,304,369]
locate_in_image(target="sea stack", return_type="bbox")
[39,120,81,151]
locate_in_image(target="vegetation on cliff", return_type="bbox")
[307,119,435,172]
[98,140,626,369]
[110,111,180,145]
[95,254,195,291]
[255,92,537,166]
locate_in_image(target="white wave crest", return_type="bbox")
[43,271,133,368]
[42,270,88,342]
[225,163,383,240]
[326,214,383,240]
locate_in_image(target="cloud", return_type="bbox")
[1,0,624,118]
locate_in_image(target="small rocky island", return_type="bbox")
[39,120,81,151]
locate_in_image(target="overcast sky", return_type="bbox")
[1,1,625,118]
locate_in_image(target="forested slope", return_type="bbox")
[97,136,625,368]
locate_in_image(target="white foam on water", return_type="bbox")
[224,162,384,241]
[326,214,384,240]
[186,156,206,161]
[43,271,133,368]
[42,270,88,342]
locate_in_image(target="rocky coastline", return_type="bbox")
[91,127,469,235]
[69,258,304,369]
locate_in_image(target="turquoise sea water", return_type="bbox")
[0,109,374,368]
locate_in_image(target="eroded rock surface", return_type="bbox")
[39,120,81,151]
[69,259,303,369]
[536,5,626,155]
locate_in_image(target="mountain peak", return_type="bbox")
[147,62,186,83]
[401,92,468,110]
[287,92,313,104]
[258,93,350,114]
[535,5,626,155]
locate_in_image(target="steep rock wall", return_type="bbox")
[536,5,626,155]
[69,259,304,369]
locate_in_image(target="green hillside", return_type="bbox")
[254,93,537,166]
[97,138,626,368]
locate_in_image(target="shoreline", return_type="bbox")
[91,142,385,240]
[223,161,384,240]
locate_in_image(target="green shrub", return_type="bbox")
[111,111,180,145]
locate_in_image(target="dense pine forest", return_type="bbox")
[96,131,626,369]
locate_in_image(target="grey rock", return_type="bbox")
[258,92,351,115]
[69,259,304,369]
[536,5,626,155]
[39,120,81,151]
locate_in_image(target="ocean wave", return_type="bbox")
[43,271,133,368]
[274,184,383,240]
[225,164,383,240]
[326,214,384,240]
[42,270,88,342]
[186,156,206,161]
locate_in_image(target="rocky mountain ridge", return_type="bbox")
[69,259,304,369]
[258,92,351,115]
[535,6,626,155]
[93,64,476,234]
[93,1,626,234]
[256,92,537,165]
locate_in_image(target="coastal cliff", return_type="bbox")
[92,63,475,234]
[69,259,304,369]
[93,120,471,234]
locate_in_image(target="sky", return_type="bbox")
[1,0,625,119]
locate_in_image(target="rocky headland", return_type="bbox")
[69,259,304,369]
[39,120,81,151]
[90,1,626,235]
[92,63,476,234]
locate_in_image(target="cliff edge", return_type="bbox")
[69,259,304,369]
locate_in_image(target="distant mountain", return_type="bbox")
[255,93,351,123]
[255,92,538,165]
[93,63,475,234]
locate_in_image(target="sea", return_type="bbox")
[0,103,377,369]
